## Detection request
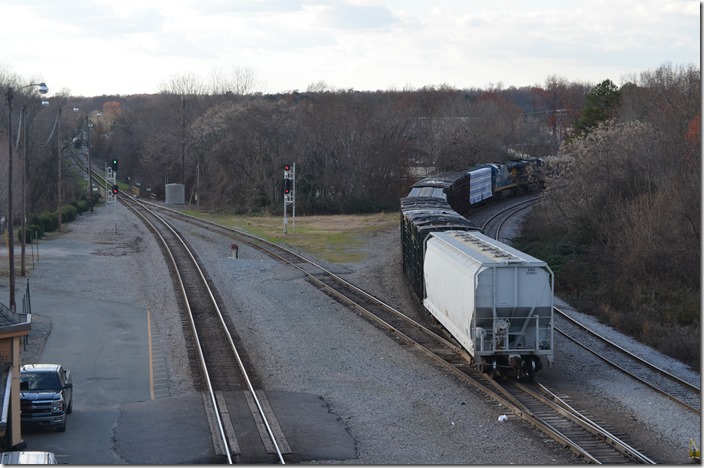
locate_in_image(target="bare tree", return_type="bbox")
[208,66,262,95]
[189,98,300,212]
[151,72,209,187]
[531,75,588,147]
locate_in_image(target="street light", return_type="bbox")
[5,82,48,311]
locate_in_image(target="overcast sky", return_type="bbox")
[0,0,699,97]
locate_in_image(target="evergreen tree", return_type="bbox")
[574,79,621,137]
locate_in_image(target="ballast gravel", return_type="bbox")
[23,204,700,464]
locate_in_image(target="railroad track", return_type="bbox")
[479,195,539,240]
[490,198,701,416]
[135,199,658,464]
[120,195,288,464]
[501,380,655,464]
[554,308,701,414]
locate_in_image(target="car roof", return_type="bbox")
[0,451,58,464]
[20,364,62,373]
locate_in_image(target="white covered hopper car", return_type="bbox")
[423,230,554,379]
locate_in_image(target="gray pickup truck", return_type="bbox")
[19,364,73,432]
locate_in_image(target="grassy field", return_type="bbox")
[182,210,399,263]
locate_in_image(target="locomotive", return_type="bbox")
[400,158,553,379]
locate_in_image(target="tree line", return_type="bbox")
[0,63,699,367]
[514,63,700,368]
[26,72,594,215]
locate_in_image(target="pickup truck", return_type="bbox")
[19,364,73,432]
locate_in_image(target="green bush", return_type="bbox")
[29,221,44,238]
[75,200,90,213]
[18,224,43,243]
[36,212,58,233]
[61,204,77,223]
[26,194,98,238]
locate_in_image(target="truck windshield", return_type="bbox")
[20,373,61,391]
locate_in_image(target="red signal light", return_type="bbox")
[112,185,119,195]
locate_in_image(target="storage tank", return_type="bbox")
[165,183,185,205]
[423,230,554,374]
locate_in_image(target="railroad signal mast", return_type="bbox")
[283,163,295,235]
[106,159,118,232]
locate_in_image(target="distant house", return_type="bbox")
[0,304,31,450]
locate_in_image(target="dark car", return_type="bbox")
[19,364,73,432]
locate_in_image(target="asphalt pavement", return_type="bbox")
[12,208,221,464]
[19,289,224,463]
[12,206,355,464]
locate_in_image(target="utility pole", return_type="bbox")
[20,104,27,277]
[6,87,16,311]
[56,106,63,232]
[54,104,79,231]
[4,82,47,311]
[21,104,29,277]
[85,116,93,212]
[181,94,186,183]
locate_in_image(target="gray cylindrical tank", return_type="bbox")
[165,183,185,205]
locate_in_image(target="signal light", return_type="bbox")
[111,159,118,171]
[112,185,119,195]
[284,164,291,172]
[283,179,292,194]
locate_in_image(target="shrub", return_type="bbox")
[36,212,58,233]
[61,204,77,223]
[18,224,43,243]
[75,200,89,213]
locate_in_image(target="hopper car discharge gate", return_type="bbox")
[423,230,554,379]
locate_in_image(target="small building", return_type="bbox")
[0,304,31,451]
[165,183,185,205]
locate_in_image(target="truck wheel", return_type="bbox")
[67,400,73,414]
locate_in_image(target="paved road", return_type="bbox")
[24,292,212,465]
[15,209,216,464]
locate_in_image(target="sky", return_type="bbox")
[0,0,700,97]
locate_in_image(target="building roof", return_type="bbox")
[0,301,30,334]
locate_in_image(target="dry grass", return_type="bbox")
[184,210,399,263]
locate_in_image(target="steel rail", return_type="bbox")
[480,196,539,235]
[554,318,700,415]
[532,381,657,464]
[494,200,539,240]
[120,196,286,464]
[555,307,700,395]
[484,194,699,415]
[138,200,662,464]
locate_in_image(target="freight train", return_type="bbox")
[401,159,553,379]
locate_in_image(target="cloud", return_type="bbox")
[0,0,698,96]
[314,3,397,29]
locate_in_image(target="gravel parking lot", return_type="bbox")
[22,203,700,464]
